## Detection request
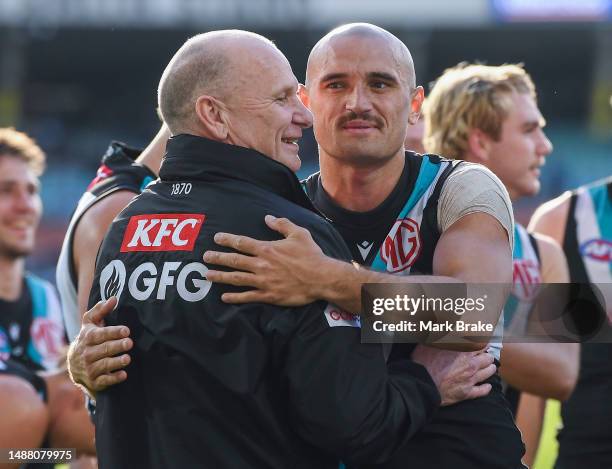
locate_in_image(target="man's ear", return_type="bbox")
[466,128,492,163]
[408,86,425,125]
[298,84,310,109]
[195,95,229,140]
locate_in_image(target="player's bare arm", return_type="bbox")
[499,234,579,400]
[204,210,511,351]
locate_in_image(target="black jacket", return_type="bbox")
[91,134,440,469]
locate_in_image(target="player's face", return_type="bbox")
[485,93,553,200]
[305,36,413,166]
[0,156,42,259]
[224,49,313,172]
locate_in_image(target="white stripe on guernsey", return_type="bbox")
[575,187,610,283]
[384,162,449,273]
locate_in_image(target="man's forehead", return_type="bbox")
[314,38,401,78]
[0,157,38,182]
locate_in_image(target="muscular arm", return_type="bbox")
[499,234,579,400]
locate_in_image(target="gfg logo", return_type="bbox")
[100,260,127,301]
[99,259,211,302]
[380,218,422,273]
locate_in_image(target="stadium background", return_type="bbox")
[0,1,610,467]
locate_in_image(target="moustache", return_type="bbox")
[337,112,384,129]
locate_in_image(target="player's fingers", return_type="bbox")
[472,363,497,385]
[203,251,258,272]
[87,297,117,324]
[205,270,259,287]
[264,215,298,237]
[213,232,262,255]
[91,354,131,377]
[92,370,128,391]
[86,338,133,363]
[471,351,495,371]
[84,324,130,346]
[221,291,267,304]
[465,383,492,400]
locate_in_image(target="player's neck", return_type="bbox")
[0,256,25,301]
[319,150,405,212]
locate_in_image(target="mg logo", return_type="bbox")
[380,218,422,273]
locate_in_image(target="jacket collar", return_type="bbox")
[160,134,315,211]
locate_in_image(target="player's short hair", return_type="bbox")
[423,62,536,159]
[0,127,46,176]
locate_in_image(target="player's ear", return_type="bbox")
[408,86,424,125]
[194,95,229,140]
[467,128,492,163]
[298,84,310,109]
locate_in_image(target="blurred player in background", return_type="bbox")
[530,94,612,467]
[0,128,96,468]
[423,62,578,465]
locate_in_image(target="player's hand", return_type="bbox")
[411,345,495,406]
[67,297,133,395]
[203,215,328,306]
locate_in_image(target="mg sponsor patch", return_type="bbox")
[580,238,612,263]
[380,218,422,273]
[121,213,205,252]
[324,303,361,328]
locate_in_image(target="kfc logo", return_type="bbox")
[380,218,422,273]
[30,318,65,360]
[580,239,612,263]
[121,213,205,252]
[324,304,361,328]
[512,259,542,301]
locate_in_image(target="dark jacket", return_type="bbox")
[91,134,440,469]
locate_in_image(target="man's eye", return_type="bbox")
[276,96,288,103]
[327,82,344,89]
[371,82,388,89]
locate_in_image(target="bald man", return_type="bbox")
[87,30,485,469]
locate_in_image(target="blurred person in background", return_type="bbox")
[422,62,578,466]
[0,128,96,468]
[529,93,612,468]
